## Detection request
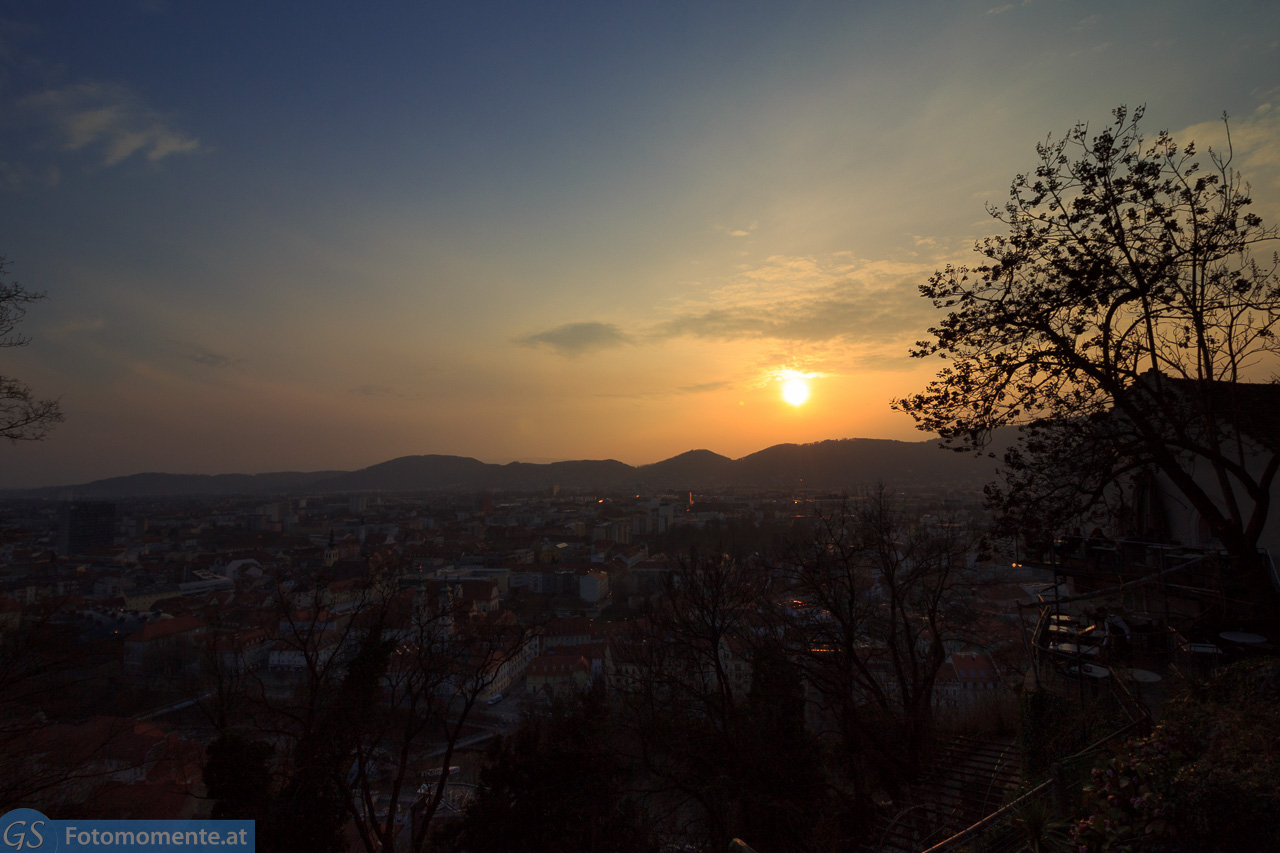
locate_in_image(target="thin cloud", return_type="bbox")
[720,221,757,238]
[649,254,939,347]
[517,321,633,356]
[350,384,408,399]
[0,161,58,192]
[516,255,947,361]
[679,380,731,394]
[1067,42,1113,58]
[589,379,733,400]
[166,340,242,370]
[1175,107,1280,203]
[22,81,200,167]
[986,0,1035,14]
[52,317,105,335]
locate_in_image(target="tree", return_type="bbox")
[202,567,535,853]
[0,604,119,810]
[779,490,978,813]
[0,257,63,441]
[445,689,660,853]
[613,551,768,850]
[613,551,846,852]
[895,107,1280,601]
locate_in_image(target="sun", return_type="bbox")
[781,375,810,406]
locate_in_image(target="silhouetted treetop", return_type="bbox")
[895,106,1280,570]
[0,256,63,442]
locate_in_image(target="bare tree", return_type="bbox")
[0,257,63,442]
[613,552,769,850]
[344,598,533,853]
[203,568,534,853]
[0,601,132,812]
[779,488,979,810]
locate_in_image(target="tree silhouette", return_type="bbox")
[201,567,534,853]
[896,106,1280,601]
[445,690,660,853]
[0,257,63,442]
[779,491,977,815]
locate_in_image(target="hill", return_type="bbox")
[8,436,1004,498]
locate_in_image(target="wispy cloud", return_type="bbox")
[165,340,242,370]
[50,316,104,335]
[1175,106,1280,203]
[349,384,421,400]
[985,0,1034,14]
[21,81,201,167]
[517,321,633,356]
[1067,42,1113,58]
[517,255,942,367]
[590,378,733,400]
[0,161,58,192]
[649,254,937,347]
[678,380,731,394]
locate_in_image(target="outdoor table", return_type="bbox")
[1128,669,1162,683]
[1219,631,1267,644]
[1065,663,1109,678]
[1051,642,1099,658]
[1179,642,1223,657]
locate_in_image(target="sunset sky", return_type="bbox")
[2,1,1278,488]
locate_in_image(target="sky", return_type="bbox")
[1,0,1278,488]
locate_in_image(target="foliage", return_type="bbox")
[1158,658,1280,851]
[0,257,63,442]
[1069,727,1181,852]
[895,106,1280,567]
[612,550,850,851]
[1009,796,1072,853]
[732,639,835,853]
[1018,687,1075,780]
[202,733,273,821]
[1065,659,1280,852]
[445,690,660,853]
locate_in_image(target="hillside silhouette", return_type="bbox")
[14,436,1006,497]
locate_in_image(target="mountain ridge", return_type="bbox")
[8,436,1004,498]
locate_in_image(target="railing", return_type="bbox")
[912,594,1157,853]
[916,714,1150,853]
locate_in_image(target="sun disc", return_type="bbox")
[782,377,810,406]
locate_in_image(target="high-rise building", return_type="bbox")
[56,501,116,555]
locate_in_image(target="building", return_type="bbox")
[934,651,1001,712]
[122,616,208,673]
[526,652,591,696]
[579,570,609,604]
[57,502,116,555]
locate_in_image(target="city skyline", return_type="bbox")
[2,1,1278,489]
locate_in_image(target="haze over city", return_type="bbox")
[2,0,1278,489]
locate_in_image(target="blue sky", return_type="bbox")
[2,1,1278,487]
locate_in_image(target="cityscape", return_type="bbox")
[3,2,1280,851]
